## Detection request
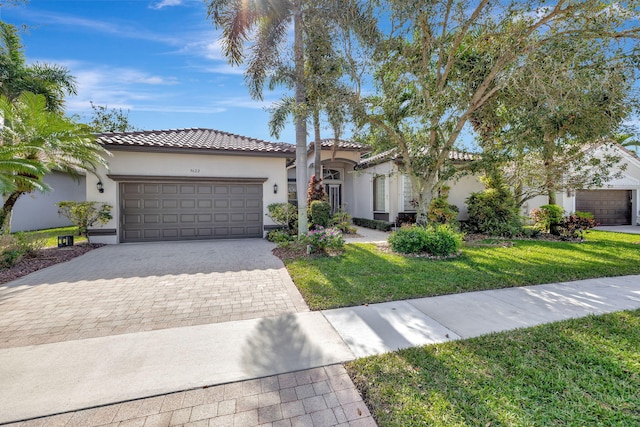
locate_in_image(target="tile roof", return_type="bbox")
[96,128,296,156]
[357,147,477,168]
[308,139,369,152]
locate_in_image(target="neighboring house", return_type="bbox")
[87,128,295,244]
[85,129,639,244]
[521,144,640,226]
[10,171,85,232]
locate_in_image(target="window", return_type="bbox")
[373,175,386,212]
[323,168,341,181]
[403,175,417,211]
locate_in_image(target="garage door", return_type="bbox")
[575,190,631,226]
[120,181,263,242]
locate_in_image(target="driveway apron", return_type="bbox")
[0,239,308,349]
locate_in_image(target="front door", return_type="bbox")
[326,184,342,215]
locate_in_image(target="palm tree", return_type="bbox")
[0,20,77,112]
[207,0,309,234]
[0,92,109,233]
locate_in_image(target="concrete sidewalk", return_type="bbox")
[324,275,640,357]
[2,274,639,425]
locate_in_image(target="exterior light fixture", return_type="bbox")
[273,183,278,194]
[97,181,104,193]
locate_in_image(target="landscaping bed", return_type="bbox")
[0,243,102,284]
[346,309,640,426]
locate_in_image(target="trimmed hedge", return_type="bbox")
[352,217,393,231]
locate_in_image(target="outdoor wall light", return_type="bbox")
[273,183,278,194]
[97,181,104,193]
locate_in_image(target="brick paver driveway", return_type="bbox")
[0,239,307,349]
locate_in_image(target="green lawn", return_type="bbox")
[284,230,640,310]
[346,309,640,426]
[20,226,86,247]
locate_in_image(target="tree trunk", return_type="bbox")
[0,191,22,234]
[293,1,308,235]
[543,134,556,205]
[313,108,321,180]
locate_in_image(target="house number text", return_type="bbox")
[190,169,200,173]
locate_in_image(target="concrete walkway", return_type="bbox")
[595,224,640,234]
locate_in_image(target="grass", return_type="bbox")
[283,230,640,310]
[346,309,640,426]
[18,226,86,247]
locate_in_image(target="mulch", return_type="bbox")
[0,243,103,285]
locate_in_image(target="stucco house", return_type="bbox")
[87,128,294,244]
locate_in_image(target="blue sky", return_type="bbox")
[1,0,299,143]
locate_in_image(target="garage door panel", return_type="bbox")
[143,214,161,224]
[162,184,178,194]
[230,200,245,209]
[121,181,263,242]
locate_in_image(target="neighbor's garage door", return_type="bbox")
[120,181,263,242]
[575,190,631,226]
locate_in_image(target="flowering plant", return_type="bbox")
[304,226,345,254]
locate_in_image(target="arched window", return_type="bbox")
[323,168,341,181]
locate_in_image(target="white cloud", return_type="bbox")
[150,0,184,10]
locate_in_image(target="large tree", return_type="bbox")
[0,93,109,232]
[352,0,640,224]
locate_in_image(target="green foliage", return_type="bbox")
[352,217,393,231]
[427,187,459,226]
[303,226,345,254]
[88,102,136,133]
[331,211,356,234]
[266,203,298,232]
[309,200,331,229]
[266,229,295,244]
[56,201,112,237]
[466,186,522,237]
[530,204,564,233]
[388,225,462,256]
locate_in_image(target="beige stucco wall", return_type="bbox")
[12,171,86,232]
[86,150,289,243]
[352,162,397,220]
[446,174,485,220]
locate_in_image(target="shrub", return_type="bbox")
[0,233,45,268]
[427,187,459,226]
[304,226,345,254]
[57,201,112,236]
[530,204,564,234]
[352,217,393,231]
[309,200,331,229]
[331,211,356,234]
[266,229,295,244]
[267,203,298,233]
[557,212,598,239]
[388,224,462,256]
[466,186,522,237]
